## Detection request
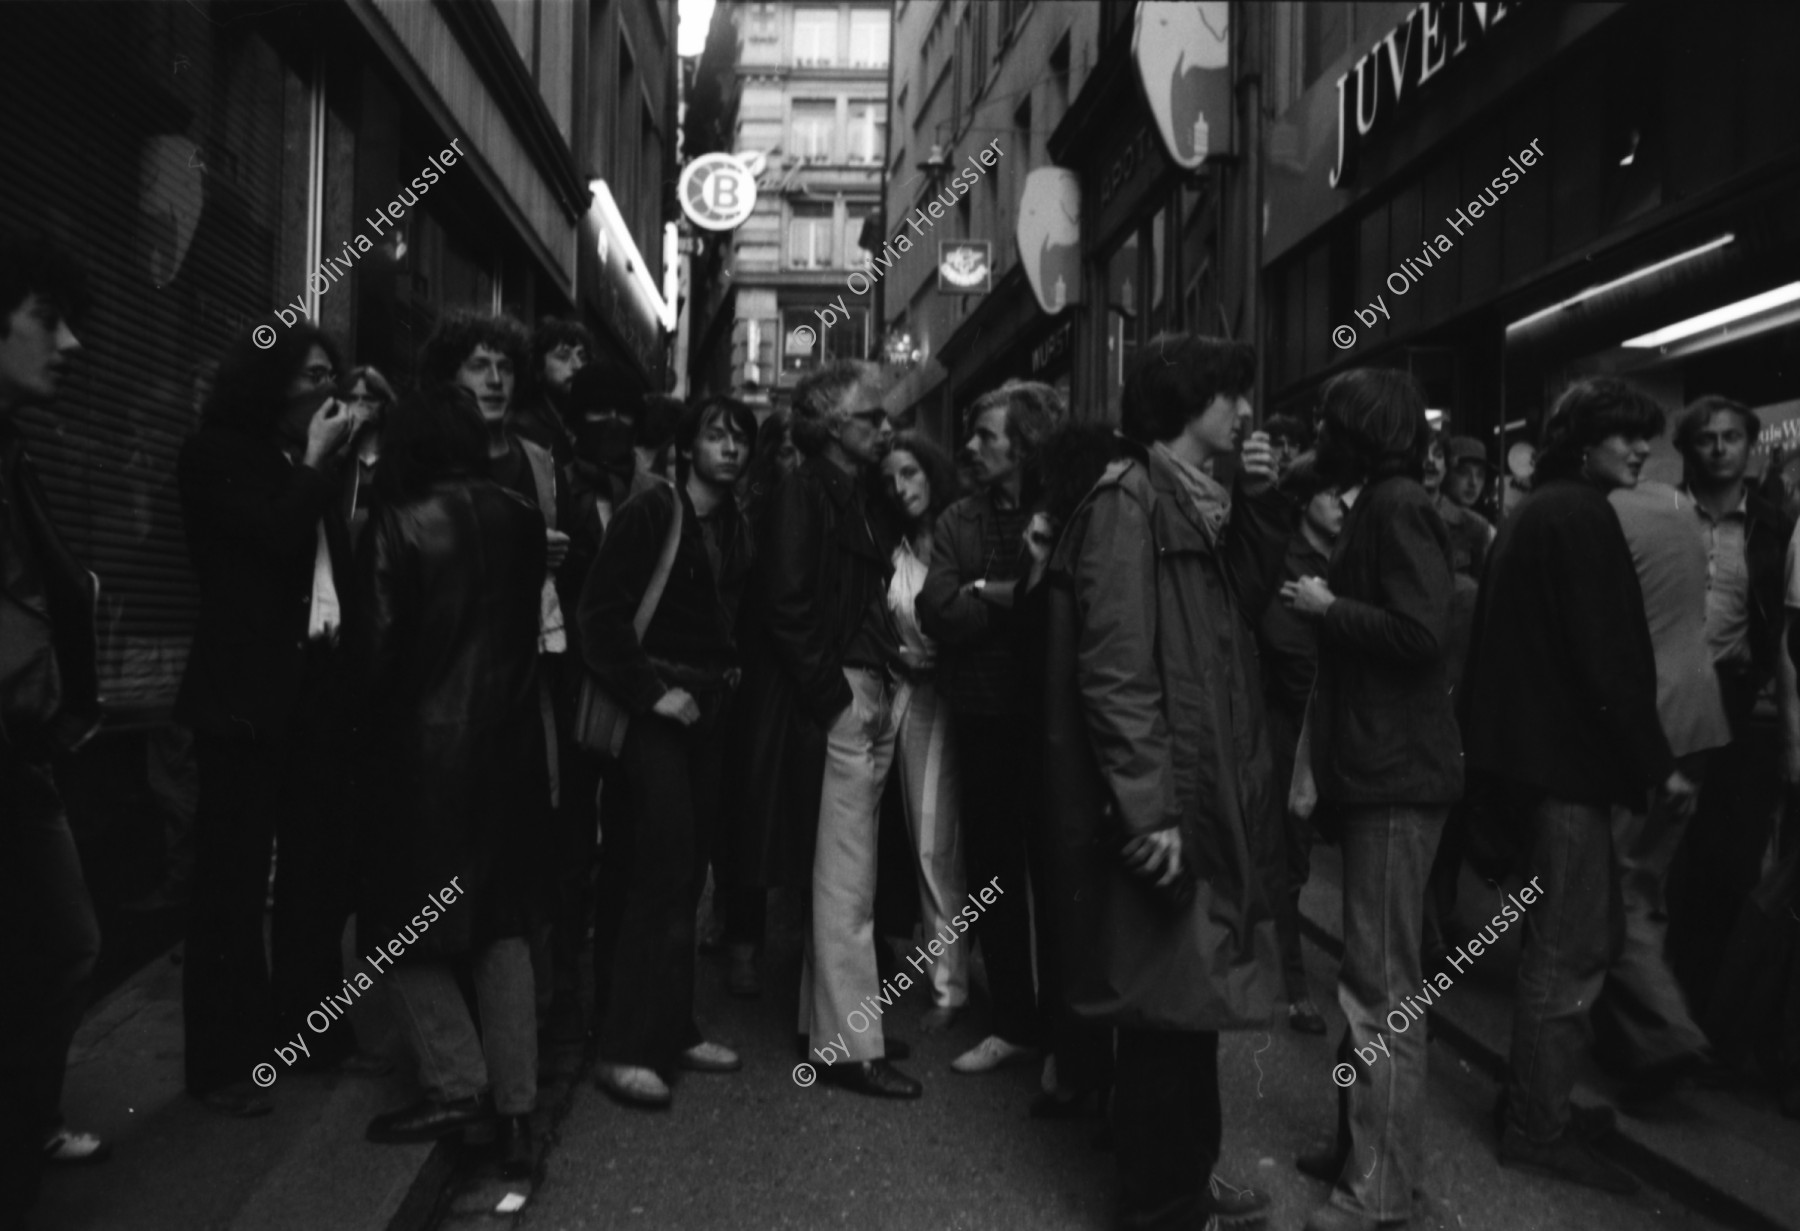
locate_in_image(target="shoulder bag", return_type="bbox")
[572,486,684,758]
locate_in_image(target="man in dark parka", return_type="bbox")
[1043,334,1288,1231]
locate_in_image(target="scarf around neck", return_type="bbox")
[1151,441,1231,548]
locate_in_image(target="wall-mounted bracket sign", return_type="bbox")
[1133,1,1232,171]
[938,241,992,294]
[1330,0,1524,188]
[1017,168,1082,315]
[678,153,758,231]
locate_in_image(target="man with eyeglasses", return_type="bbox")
[729,360,922,1097]
[175,321,357,1117]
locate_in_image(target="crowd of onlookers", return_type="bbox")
[6,224,1800,1231]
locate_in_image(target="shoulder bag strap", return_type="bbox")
[633,482,684,641]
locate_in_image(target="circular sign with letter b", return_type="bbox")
[678,154,758,231]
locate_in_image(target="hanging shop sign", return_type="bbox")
[678,152,758,231]
[1133,1,1233,171]
[938,240,992,294]
[1330,0,1525,188]
[1018,168,1082,315]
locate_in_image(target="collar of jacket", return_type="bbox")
[804,452,862,509]
[1141,441,1230,544]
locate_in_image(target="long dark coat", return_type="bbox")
[1042,445,1289,1031]
[723,454,889,888]
[349,476,550,958]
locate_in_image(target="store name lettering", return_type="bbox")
[1101,127,1157,213]
[1330,0,1523,188]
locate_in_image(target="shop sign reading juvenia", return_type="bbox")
[1330,0,1524,188]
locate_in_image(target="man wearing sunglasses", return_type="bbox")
[730,360,922,1098]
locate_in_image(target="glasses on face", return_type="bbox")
[300,364,337,386]
[847,408,890,427]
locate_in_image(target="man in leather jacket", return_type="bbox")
[0,227,106,1221]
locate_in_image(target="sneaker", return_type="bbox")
[1201,1173,1270,1228]
[951,1035,1038,1074]
[1498,1127,1638,1194]
[42,1130,111,1166]
[677,1040,742,1073]
[596,1063,672,1108]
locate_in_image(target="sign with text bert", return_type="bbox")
[938,240,991,295]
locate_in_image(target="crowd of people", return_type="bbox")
[6,224,1800,1231]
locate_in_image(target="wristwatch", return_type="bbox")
[972,579,988,596]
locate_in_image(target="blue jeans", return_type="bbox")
[386,938,538,1115]
[1506,796,1618,1142]
[1331,803,1447,1221]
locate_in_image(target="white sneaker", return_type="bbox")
[951,1035,1038,1074]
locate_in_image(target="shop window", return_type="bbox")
[788,203,835,268]
[794,8,838,66]
[849,9,890,68]
[783,307,867,370]
[790,101,836,163]
[1,2,316,715]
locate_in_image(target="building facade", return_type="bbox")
[687,0,892,414]
[1260,0,1800,491]
[0,0,679,725]
[882,0,1264,445]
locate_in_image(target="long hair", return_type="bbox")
[202,323,342,439]
[1535,378,1667,483]
[1037,422,1122,530]
[872,432,960,543]
[526,316,598,417]
[740,412,795,533]
[1315,367,1428,487]
[372,383,490,506]
[416,312,530,389]
[1119,333,1256,446]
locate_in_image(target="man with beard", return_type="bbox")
[581,398,757,1107]
[511,317,595,469]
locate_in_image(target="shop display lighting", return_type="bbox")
[1505,233,1735,332]
[1622,280,1800,349]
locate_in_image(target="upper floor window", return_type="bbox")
[849,102,886,165]
[849,9,890,67]
[790,101,836,162]
[788,204,835,269]
[794,8,838,66]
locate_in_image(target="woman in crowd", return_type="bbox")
[175,324,357,1117]
[873,433,968,1028]
[352,383,548,1179]
[339,365,396,547]
[1282,368,1461,1231]
[581,397,757,1108]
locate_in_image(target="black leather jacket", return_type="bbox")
[0,422,99,755]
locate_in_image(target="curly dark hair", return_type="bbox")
[526,316,598,412]
[1036,422,1122,529]
[416,311,530,389]
[202,322,343,439]
[372,383,490,506]
[1119,334,1256,446]
[0,225,91,330]
[1536,378,1667,482]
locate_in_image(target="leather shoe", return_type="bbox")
[196,1082,273,1119]
[1288,1000,1327,1035]
[1498,1127,1638,1194]
[1491,1091,1615,1141]
[819,1058,922,1099]
[366,1096,488,1143]
[1295,1141,1345,1183]
[497,1115,533,1180]
[1202,1173,1270,1228]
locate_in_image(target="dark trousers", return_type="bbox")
[1266,702,1314,1001]
[184,705,352,1094]
[1114,1028,1220,1231]
[598,703,726,1069]
[552,744,602,996]
[1670,668,1776,1014]
[0,754,101,1216]
[952,712,1039,1045]
[591,756,632,1013]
